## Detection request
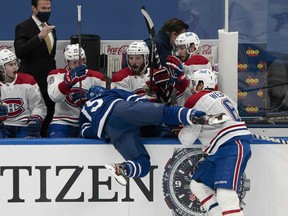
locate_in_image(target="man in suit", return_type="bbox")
[14,0,56,137]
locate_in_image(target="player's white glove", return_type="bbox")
[192,113,231,125]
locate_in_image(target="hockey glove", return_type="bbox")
[27,116,42,136]
[152,67,176,104]
[153,67,171,87]
[0,104,8,121]
[145,80,159,93]
[70,91,88,107]
[80,122,97,138]
[156,82,175,105]
[145,80,160,102]
[191,113,230,125]
[166,55,184,77]
[190,109,206,124]
[64,64,88,87]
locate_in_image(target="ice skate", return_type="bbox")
[105,163,128,186]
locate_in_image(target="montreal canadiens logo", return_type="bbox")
[2,98,25,117]
[66,88,88,107]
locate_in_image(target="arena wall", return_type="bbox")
[0,138,286,216]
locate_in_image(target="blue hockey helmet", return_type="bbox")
[87,85,107,99]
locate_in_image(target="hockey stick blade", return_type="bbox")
[141,6,155,36]
[141,6,161,68]
[253,134,288,144]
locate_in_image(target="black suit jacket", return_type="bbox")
[14,17,57,96]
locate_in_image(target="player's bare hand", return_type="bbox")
[38,25,55,40]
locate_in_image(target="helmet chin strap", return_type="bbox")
[187,49,198,58]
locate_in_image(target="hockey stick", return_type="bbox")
[77,5,83,105]
[252,134,288,144]
[141,6,159,96]
[242,114,288,144]
[212,116,288,144]
[141,6,162,69]
[198,114,288,144]
[244,82,288,92]
[141,6,175,104]
[242,114,288,124]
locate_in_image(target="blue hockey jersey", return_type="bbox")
[80,89,149,139]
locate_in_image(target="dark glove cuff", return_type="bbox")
[28,115,43,124]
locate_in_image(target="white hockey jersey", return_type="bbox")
[179,90,252,155]
[0,72,47,127]
[47,68,106,127]
[183,54,212,77]
[176,54,212,106]
[111,67,150,96]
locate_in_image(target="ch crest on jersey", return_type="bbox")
[3,98,25,117]
[65,87,88,107]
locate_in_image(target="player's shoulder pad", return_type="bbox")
[186,55,209,65]
[15,72,37,85]
[48,68,67,76]
[86,69,106,81]
[111,68,133,82]
[184,91,211,108]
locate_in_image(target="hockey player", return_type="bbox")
[0,49,47,138]
[178,69,252,216]
[165,32,212,106]
[174,32,211,73]
[47,44,106,137]
[111,41,172,101]
[112,41,176,137]
[79,85,224,186]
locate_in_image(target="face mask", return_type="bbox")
[37,11,51,23]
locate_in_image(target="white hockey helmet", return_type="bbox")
[175,32,200,55]
[64,44,86,65]
[126,41,149,64]
[0,49,17,73]
[190,69,217,90]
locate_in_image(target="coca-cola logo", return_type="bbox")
[107,45,129,55]
[201,44,212,55]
